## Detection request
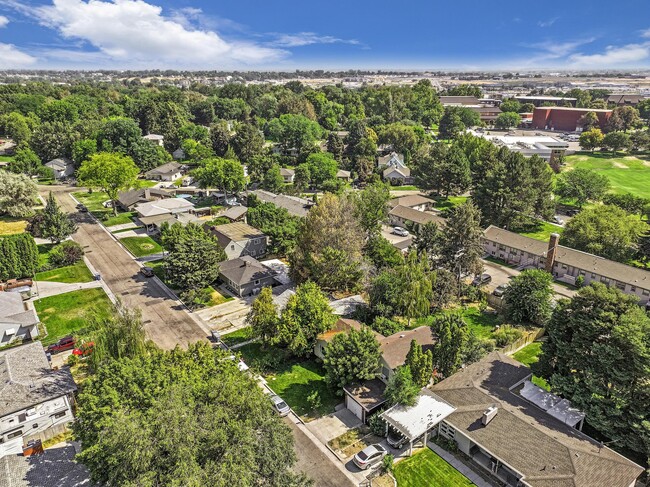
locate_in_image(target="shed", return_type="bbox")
[343,379,387,423]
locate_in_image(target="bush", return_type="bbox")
[207,216,230,226]
[49,241,84,267]
[181,288,212,310]
[372,316,402,335]
[307,391,322,411]
[382,454,394,473]
[492,325,524,347]
[575,275,585,288]
[368,413,387,436]
[67,353,79,366]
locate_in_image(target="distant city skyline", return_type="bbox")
[0,0,649,70]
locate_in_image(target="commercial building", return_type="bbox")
[514,95,577,107]
[469,131,569,162]
[482,225,650,304]
[532,107,612,132]
[431,352,643,487]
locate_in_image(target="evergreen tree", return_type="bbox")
[504,269,554,326]
[246,287,280,346]
[39,192,77,243]
[439,202,484,278]
[432,312,469,377]
[385,365,420,407]
[405,339,433,387]
[323,327,381,389]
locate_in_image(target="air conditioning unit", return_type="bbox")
[482,406,498,426]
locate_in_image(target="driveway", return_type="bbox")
[42,185,210,350]
[481,259,577,299]
[381,224,411,245]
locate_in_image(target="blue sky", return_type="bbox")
[0,0,649,70]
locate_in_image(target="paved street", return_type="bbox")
[482,259,577,299]
[42,185,210,350]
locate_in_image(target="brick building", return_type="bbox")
[532,107,612,132]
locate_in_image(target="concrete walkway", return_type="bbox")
[30,280,103,300]
[106,222,139,232]
[138,253,165,263]
[428,442,496,487]
[114,228,148,239]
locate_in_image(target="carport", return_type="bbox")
[381,389,456,456]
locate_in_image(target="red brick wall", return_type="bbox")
[532,108,612,131]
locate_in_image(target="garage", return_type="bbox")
[343,379,387,423]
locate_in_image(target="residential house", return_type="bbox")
[116,187,171,211]
[377,326,436,382]
[388,205,445,232]
[336,169,351,182]
[247,190,314,218]
[218,256,276,297]
[0,293,39,346]
[343,379,388,424]
[0,342,77,458]
[172,148,185,160]
[315,319,372,360]
[219,205,248,223]
[431,352,643,487]
[482,225,650,304]
[280,168,295,183]
[144,162,183,182]
[134,197,195,218]
[44,158,74,180]
[209,222,268,260]
[383,165,412,185]
[142,133,164,146]
[389,195,434,212]
[378,152,406,169]
[0,444,90,487]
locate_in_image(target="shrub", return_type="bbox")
[207,216,230,226]
[307,391,322,411]
[382,454,394,473]
[492,325,524,347]
[372,316,402,335]
[181,288,212,310]
[67,353,79,366]
[575,275,585,288]
[49,241,84,267]
[368,413,386,436]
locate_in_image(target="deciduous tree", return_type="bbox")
[555,167,610,207]
[0,171,38,217]
[324,327,381,389]
[504,269,554,326]
[247,287,280,346]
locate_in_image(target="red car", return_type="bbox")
[46,336,75,354]
[72,342,94,357]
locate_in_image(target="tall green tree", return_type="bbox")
[0,233,39,280]
[39,192,77,243]
[555,168,610,207]
[231,123,265,162]
[323,327,381,390]
[385,365,420,407]
[74,342,310,487]
[405,339,433,387]
[432,312,469,377]
[534,284,650,456]
[353,180,391,235]
[438,110,465,139]
[0,171,38,217]
[602,131,632,153]
[246,287,280,346]
[77,152,139,215]
[398,251,433,327]
[494,112,521,130]
[278,281,336,356]
[578,128,604,151]
[438,202,484,278]
[414,143,471,196]
[8,146,46,177]
[503,269,554,326]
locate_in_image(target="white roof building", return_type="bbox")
[469,130,569,162]
[134,198,195,218]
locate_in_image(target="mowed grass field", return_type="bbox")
[393,448,475,487]
[564,152,650,199]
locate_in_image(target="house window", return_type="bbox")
[616,282,625,290]
[591,273,596,279]
[631,286,636,292]
[230,245,235,250]
[439,421,455,440]
[7,430,22,439]
[251,250,256,256]
[643,289,650,296]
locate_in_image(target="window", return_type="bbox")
[231,245,235,250]
[7,430,22,439]
[631,286,636,292]
[250,250,256,256]
[52,411,67,420]
[591,273,596,279]
[439,421,455,440]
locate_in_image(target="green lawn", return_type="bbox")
[0,216,28,236]
[136,179,159,188]
[513,219,563,242]
[120,236,162,257]
[73,191,135,226]
[419,306,500,340]
[564,152,650,199]
[35,260,94,283]
[393,448,475,487]
[205,285,234,306]
[103,212,135,227]
[237,343,339,419]
[390,185,420,191]
[432,196,468,211]
[512,341,550,390]
[0,155,15,162]
[222,326,253,346]
[34,288,114,345]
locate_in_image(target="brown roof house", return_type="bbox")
[431,352,643,487]
[117,187,171,211]
[388,205,445,232]
[218,256,276,297]
[209,222,268,260]
[388,195,434,211]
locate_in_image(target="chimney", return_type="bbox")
[545,233,560,273]
[482,406,498,426]
[144,188,151,199]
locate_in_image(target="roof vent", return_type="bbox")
[482,406,498,426]
[399,334,405,338]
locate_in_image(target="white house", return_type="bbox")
[44,158,74,180]
[280,168,295,183]
[144,162,183,182]
[0,342,77,458]
[142,133,164,147]
[0,293,39,346]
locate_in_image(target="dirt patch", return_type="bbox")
[611,161,628,169]
[372,474,395,487]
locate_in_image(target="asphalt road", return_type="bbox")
[43,185,210,350]
[482,259,577,299]
[285,418,356,487]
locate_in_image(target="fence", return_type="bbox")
[502,328,545,356]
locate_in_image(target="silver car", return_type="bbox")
[353,444,388,470]
[392,226,409,237]
[270,394,291,417]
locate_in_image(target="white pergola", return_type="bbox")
[381,389,456,456]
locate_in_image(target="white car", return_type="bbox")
[392,227,409,237]
[353,444,388,470]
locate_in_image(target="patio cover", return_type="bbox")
[381,389,456,441]
[520,380,561,410]
[547,399,586,429]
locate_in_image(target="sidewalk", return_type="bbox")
[428,442,495,487]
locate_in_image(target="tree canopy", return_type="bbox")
[77,152,139,214]
[323,327,381,390]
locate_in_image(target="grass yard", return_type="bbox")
[432,195,468,210]
[0,216,28,236]
[513,219,563,242]
[35,260,94,283]
[73,191,135,226]
[390,185,420,191]
[120,236,162,257]
[564,152,650,199]
[393,448,475,487]
[419,306,500,340]
[237,343,339,419]
[34,288,114,345]
[205,285,234,306]
[221,326,252,346]
[0,154,15,162]
[512,341,550,390]
[103,212,135,227]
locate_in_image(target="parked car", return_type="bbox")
[472,273,492,286]
[78,205,88,213]
[46,336,75,354]
[140,266,154,278]
[552,216,565,225]
[493,284,508,297]
[269,394,291,417]
[353,444,388,470]
[392,226,409,237]
[566,209,580,217]
[387,429,407,449]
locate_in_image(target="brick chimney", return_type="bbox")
[545,233,560,273]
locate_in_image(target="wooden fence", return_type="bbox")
[502,328,545,355]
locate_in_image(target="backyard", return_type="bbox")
[393,448,475,487]
[513,219,563,242]
[34,288,114,345]
[564,152,650,199]
[236,342,340,419]
[120,236,162,257]
[418,305,500,340]
[512,341,549,390]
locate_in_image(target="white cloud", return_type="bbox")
[31,0,288,67]
[641,28,650,38]
[538,17,559,28]
[269,32,360,48]
[0,15,9,27]
[0,43,37,67]
[569,42,650,67]
[527,38,596,58]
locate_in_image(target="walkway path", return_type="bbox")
[105,222,139,232]
[428,442,495,487]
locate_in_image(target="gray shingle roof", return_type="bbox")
[117,188,171,208]
[1,445,92,487]
[248,190,313,218]
[388,205,445,226]
[0,342,76,418]
[218,256,275,286]
[431,352,643,487]
[144,161,182,177]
